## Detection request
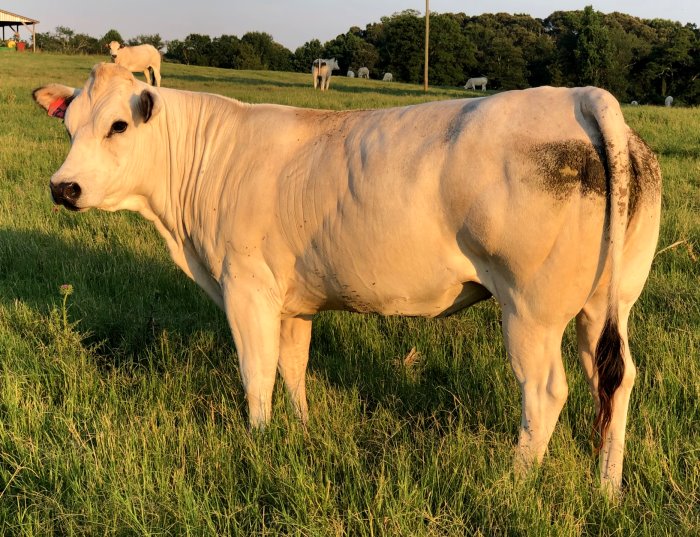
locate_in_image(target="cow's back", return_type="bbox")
[194,88,659,319]
[271,88,653,317]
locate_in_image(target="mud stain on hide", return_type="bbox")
[531,139,608,200]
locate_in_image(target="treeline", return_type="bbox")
[34,7,700,104]
[35,28,164,56]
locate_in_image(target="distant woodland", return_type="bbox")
[33,7,700,104]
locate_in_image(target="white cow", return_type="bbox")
[357,67,369,79]
[382,72,393,82]
[665,96,673,107]
[347,70,355,78]
[464,77,488,91]
[630,100,639,106]
[34,64,661,495]
[312,58,339,91]
[108,41,162,87]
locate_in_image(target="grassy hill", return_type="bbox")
[0,53,698,535]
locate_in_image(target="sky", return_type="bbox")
[5,1,700,51]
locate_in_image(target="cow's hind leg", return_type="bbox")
[143,69,152,86]
[152,67,161,87]
[278,315,312,422]
[502,309,569,473]
[577,296,637,494]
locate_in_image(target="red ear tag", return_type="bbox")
[47,97,68,119]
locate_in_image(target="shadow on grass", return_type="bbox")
[0,227,517,435]
[327,82,479,99]
[305,306,522,436]
[0,227,227,363]
[166,72,310,90]
[165,71,480,100]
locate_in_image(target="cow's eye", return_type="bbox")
[108,120,128,136]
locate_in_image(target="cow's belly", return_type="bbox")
[284,241,491,317]
[329,277,490,317]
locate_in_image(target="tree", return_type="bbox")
[292,39,323,72]
[643,19,695,98]
[369,10,425,83]
[99,29,123,50]
[240,32,292,71]
[575,6,612,86]
[165,34,213,66]
[544,10,583,87]
[427,13,476,86]
[127,34,165,51]
[210,35,242,69]
[322,32,379,75]
[70,33,99,55]
[463,14,529,89]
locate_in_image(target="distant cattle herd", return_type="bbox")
[85,45,675,106]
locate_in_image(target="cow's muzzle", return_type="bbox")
[50,181,81,211]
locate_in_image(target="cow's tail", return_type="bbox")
[583,88,631,450]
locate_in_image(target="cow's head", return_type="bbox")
[108,41,121,58]
[33,63,162,213]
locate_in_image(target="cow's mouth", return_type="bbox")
[56,199,81,212]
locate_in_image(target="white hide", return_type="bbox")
[109,41,162,87]
[34,64,662,495]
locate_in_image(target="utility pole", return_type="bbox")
[424,0,429,92]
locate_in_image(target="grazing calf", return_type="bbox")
[312,58,339,91]
[382,72,393,82]
[357,67,369,79]
[464,77,488,91]
[347,70,355,78]
[108,41,162,87]
[34,64,661,495]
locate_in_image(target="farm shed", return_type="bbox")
[0,9,38,52]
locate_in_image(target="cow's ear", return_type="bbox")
[139,89,162,123]
[32,84,79,119]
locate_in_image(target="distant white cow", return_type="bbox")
[464,77,488,91]
[35,64,662,496]
[382,72,393,82]
[108,41,161,87]
[357,67,369,79]
[312,58,340,91]
[665,96,673,107]
[347,70,355,78]
[630,101,639,106]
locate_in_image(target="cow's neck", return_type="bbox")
[138,89,246,296]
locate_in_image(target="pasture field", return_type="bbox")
[0,53,698,535]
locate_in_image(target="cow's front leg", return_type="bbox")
[223,277,282,428]
[278,315,312,422]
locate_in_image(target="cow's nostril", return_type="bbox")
[63,182,81,202]
[50,181,82,209]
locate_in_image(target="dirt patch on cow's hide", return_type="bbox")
[531,139,608,200]
[530,134,661,218]
[628,130,662,213]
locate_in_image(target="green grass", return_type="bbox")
[0,52,698,535]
